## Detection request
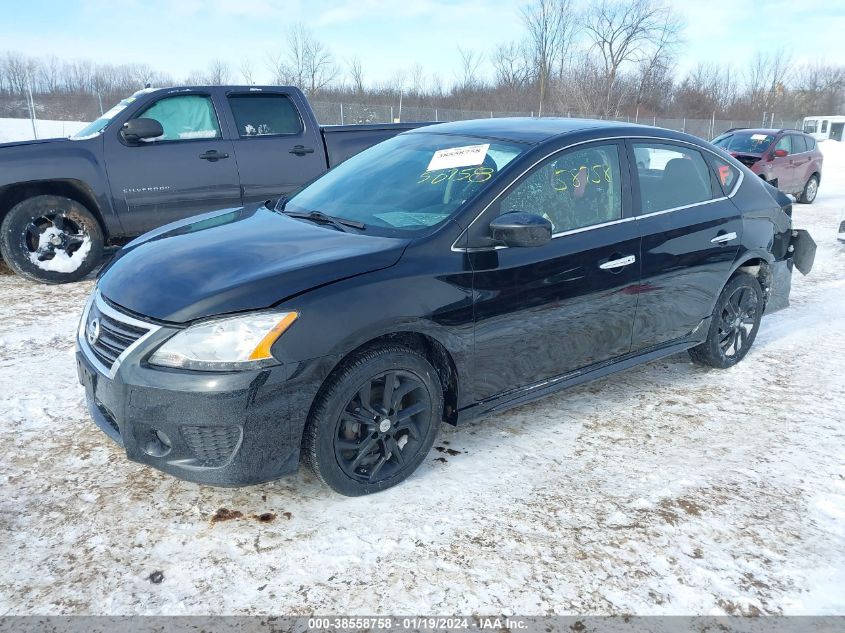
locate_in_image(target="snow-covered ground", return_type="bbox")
[0,117,87,143]
[0,141,843,617]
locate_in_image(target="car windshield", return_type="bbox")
[713,132,775,154]
[284,133,527,235]
[71,95,140,140]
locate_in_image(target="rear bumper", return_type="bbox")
[76,348,335,487]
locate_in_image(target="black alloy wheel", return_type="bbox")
[303,346,443,496]
[717,285,760,360]
[334,370,432,484]
[689,273,764,369]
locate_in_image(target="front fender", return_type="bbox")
[269,261,475,409]
[0,136,122,235]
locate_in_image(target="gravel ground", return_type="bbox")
[0,144,843,617]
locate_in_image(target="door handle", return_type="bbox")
[711,231,738,245]
[599,254,636,270]
[290,145,315,156]
[199,150,229,161]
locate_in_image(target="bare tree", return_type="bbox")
[207,59,231,85]
[632,9,683,116]
[582,0,680,116]
[269,24,338,95]
[347,56,365,94]
[409,63,426,96]
[240,58,256,85]
[456,47,483,91]
[790,63,845,114]
[521,0,576,115]
[745,49,791,118]
[492,41,531,92]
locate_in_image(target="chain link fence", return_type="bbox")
[3,91,803,142]
[313,101,802,140]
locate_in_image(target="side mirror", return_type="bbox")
[121,118,164,143]
[489,212,552,248]
[773,148,789,158]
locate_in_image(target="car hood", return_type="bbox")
[97,204,408,323]
[730,151,764,168]
[0,137,70,150]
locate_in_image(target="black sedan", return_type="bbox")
[76,118,814,495]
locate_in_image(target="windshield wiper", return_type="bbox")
[282,209,365,232]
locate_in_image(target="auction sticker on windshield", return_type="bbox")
[427,144,490,171]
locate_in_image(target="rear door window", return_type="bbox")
[228,94,302,137]
[136,94,221,142]
[790,135,807,154]
[806,136,816,151]
[632,143,716,214]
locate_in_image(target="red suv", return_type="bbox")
[712,128,823,203]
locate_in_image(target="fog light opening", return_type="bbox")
[143,429,172,458]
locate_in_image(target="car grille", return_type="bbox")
[180,425,242,467]
[80,292,157,376]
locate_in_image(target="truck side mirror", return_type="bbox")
[121,118,164,144]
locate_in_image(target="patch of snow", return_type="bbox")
[0,138,842,617]
[27,230,92,273]
[0,117,87,143]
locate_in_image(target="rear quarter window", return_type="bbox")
[709,155,741,194]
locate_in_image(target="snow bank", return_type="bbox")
[0,117,87,143]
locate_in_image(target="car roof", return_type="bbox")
[724,128,808,136]
[405,117,658,144]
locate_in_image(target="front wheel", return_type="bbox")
[303,346,443,496]
[797,175,819,204]
[688,273,764,369]
[0,195,104,283]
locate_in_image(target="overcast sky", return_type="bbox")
[3,0,844,87]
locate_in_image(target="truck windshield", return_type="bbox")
[71,97,136,140]
[284,133,527,235]
[712,132,775,154]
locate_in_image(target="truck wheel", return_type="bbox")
[303,346,443,496]
[688,273,763,369]
[0,195,104,284]
[797,175,819,204]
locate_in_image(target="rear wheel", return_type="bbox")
[797,174,819,204]
[303,346,443,496]
[688,273,764,369]
[0,195,104,284]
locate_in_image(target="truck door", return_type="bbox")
[103,92,242,236]
[223,91,327,204]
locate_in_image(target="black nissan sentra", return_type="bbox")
[76,118,815,495]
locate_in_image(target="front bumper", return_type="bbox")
[75,296,335,487]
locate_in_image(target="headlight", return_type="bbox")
[149,311,298,371]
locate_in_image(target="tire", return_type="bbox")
[688,273,764,369]
[303,345,443,496]
[0,195,104,284]
[797,174,819,204]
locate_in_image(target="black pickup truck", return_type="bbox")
[0,86,428,283]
